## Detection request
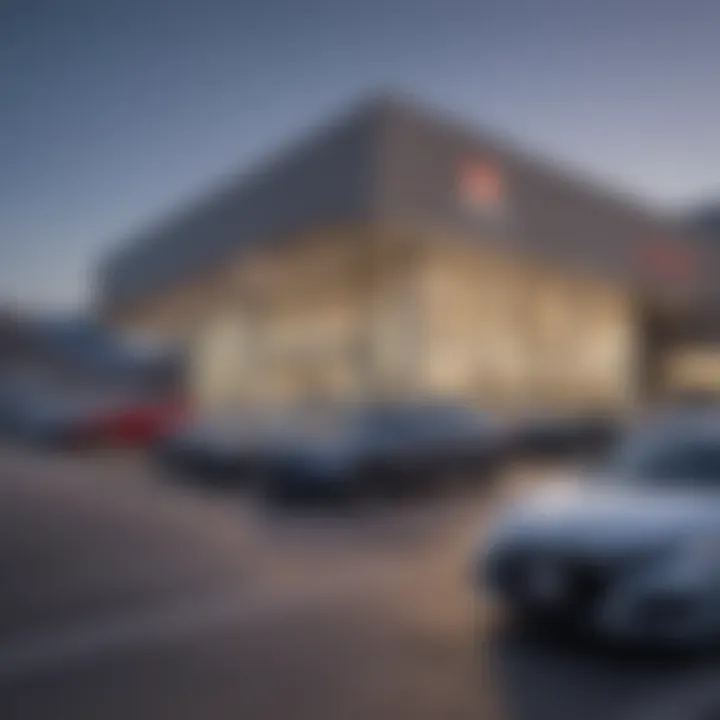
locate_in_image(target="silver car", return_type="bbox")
[477,412,720,646]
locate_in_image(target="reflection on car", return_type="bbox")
[477,411,720,647]
[264,401,506,502]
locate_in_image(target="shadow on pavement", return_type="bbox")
[486,621,720,720]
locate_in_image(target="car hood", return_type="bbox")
[492,476,720,558]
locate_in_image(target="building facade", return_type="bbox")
[98,95,720,412]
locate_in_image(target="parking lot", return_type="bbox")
[0,445,718,720]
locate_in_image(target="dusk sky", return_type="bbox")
[1,0,719,310]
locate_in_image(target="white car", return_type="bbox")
[477,411,720,646]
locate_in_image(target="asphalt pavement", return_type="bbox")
[0,445,717,720]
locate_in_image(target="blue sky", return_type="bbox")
[1,0,719,309]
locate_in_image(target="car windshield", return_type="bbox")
[606,432,720,487]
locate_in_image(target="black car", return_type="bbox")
[507,411,621,460]
[263,402,506,502]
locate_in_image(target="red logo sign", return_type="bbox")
[636,237,696,283]
[458,160,505,210]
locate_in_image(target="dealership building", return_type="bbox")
[98,95,720,412]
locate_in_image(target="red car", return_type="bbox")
[78,395,188,446]
[11,391,188,449]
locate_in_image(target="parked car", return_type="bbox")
[76,393,186,447]
[6,389,185,449]
[264,401,507,502]
[153,405,334,484]
[506,411,621,460]
[477,410,720,647]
